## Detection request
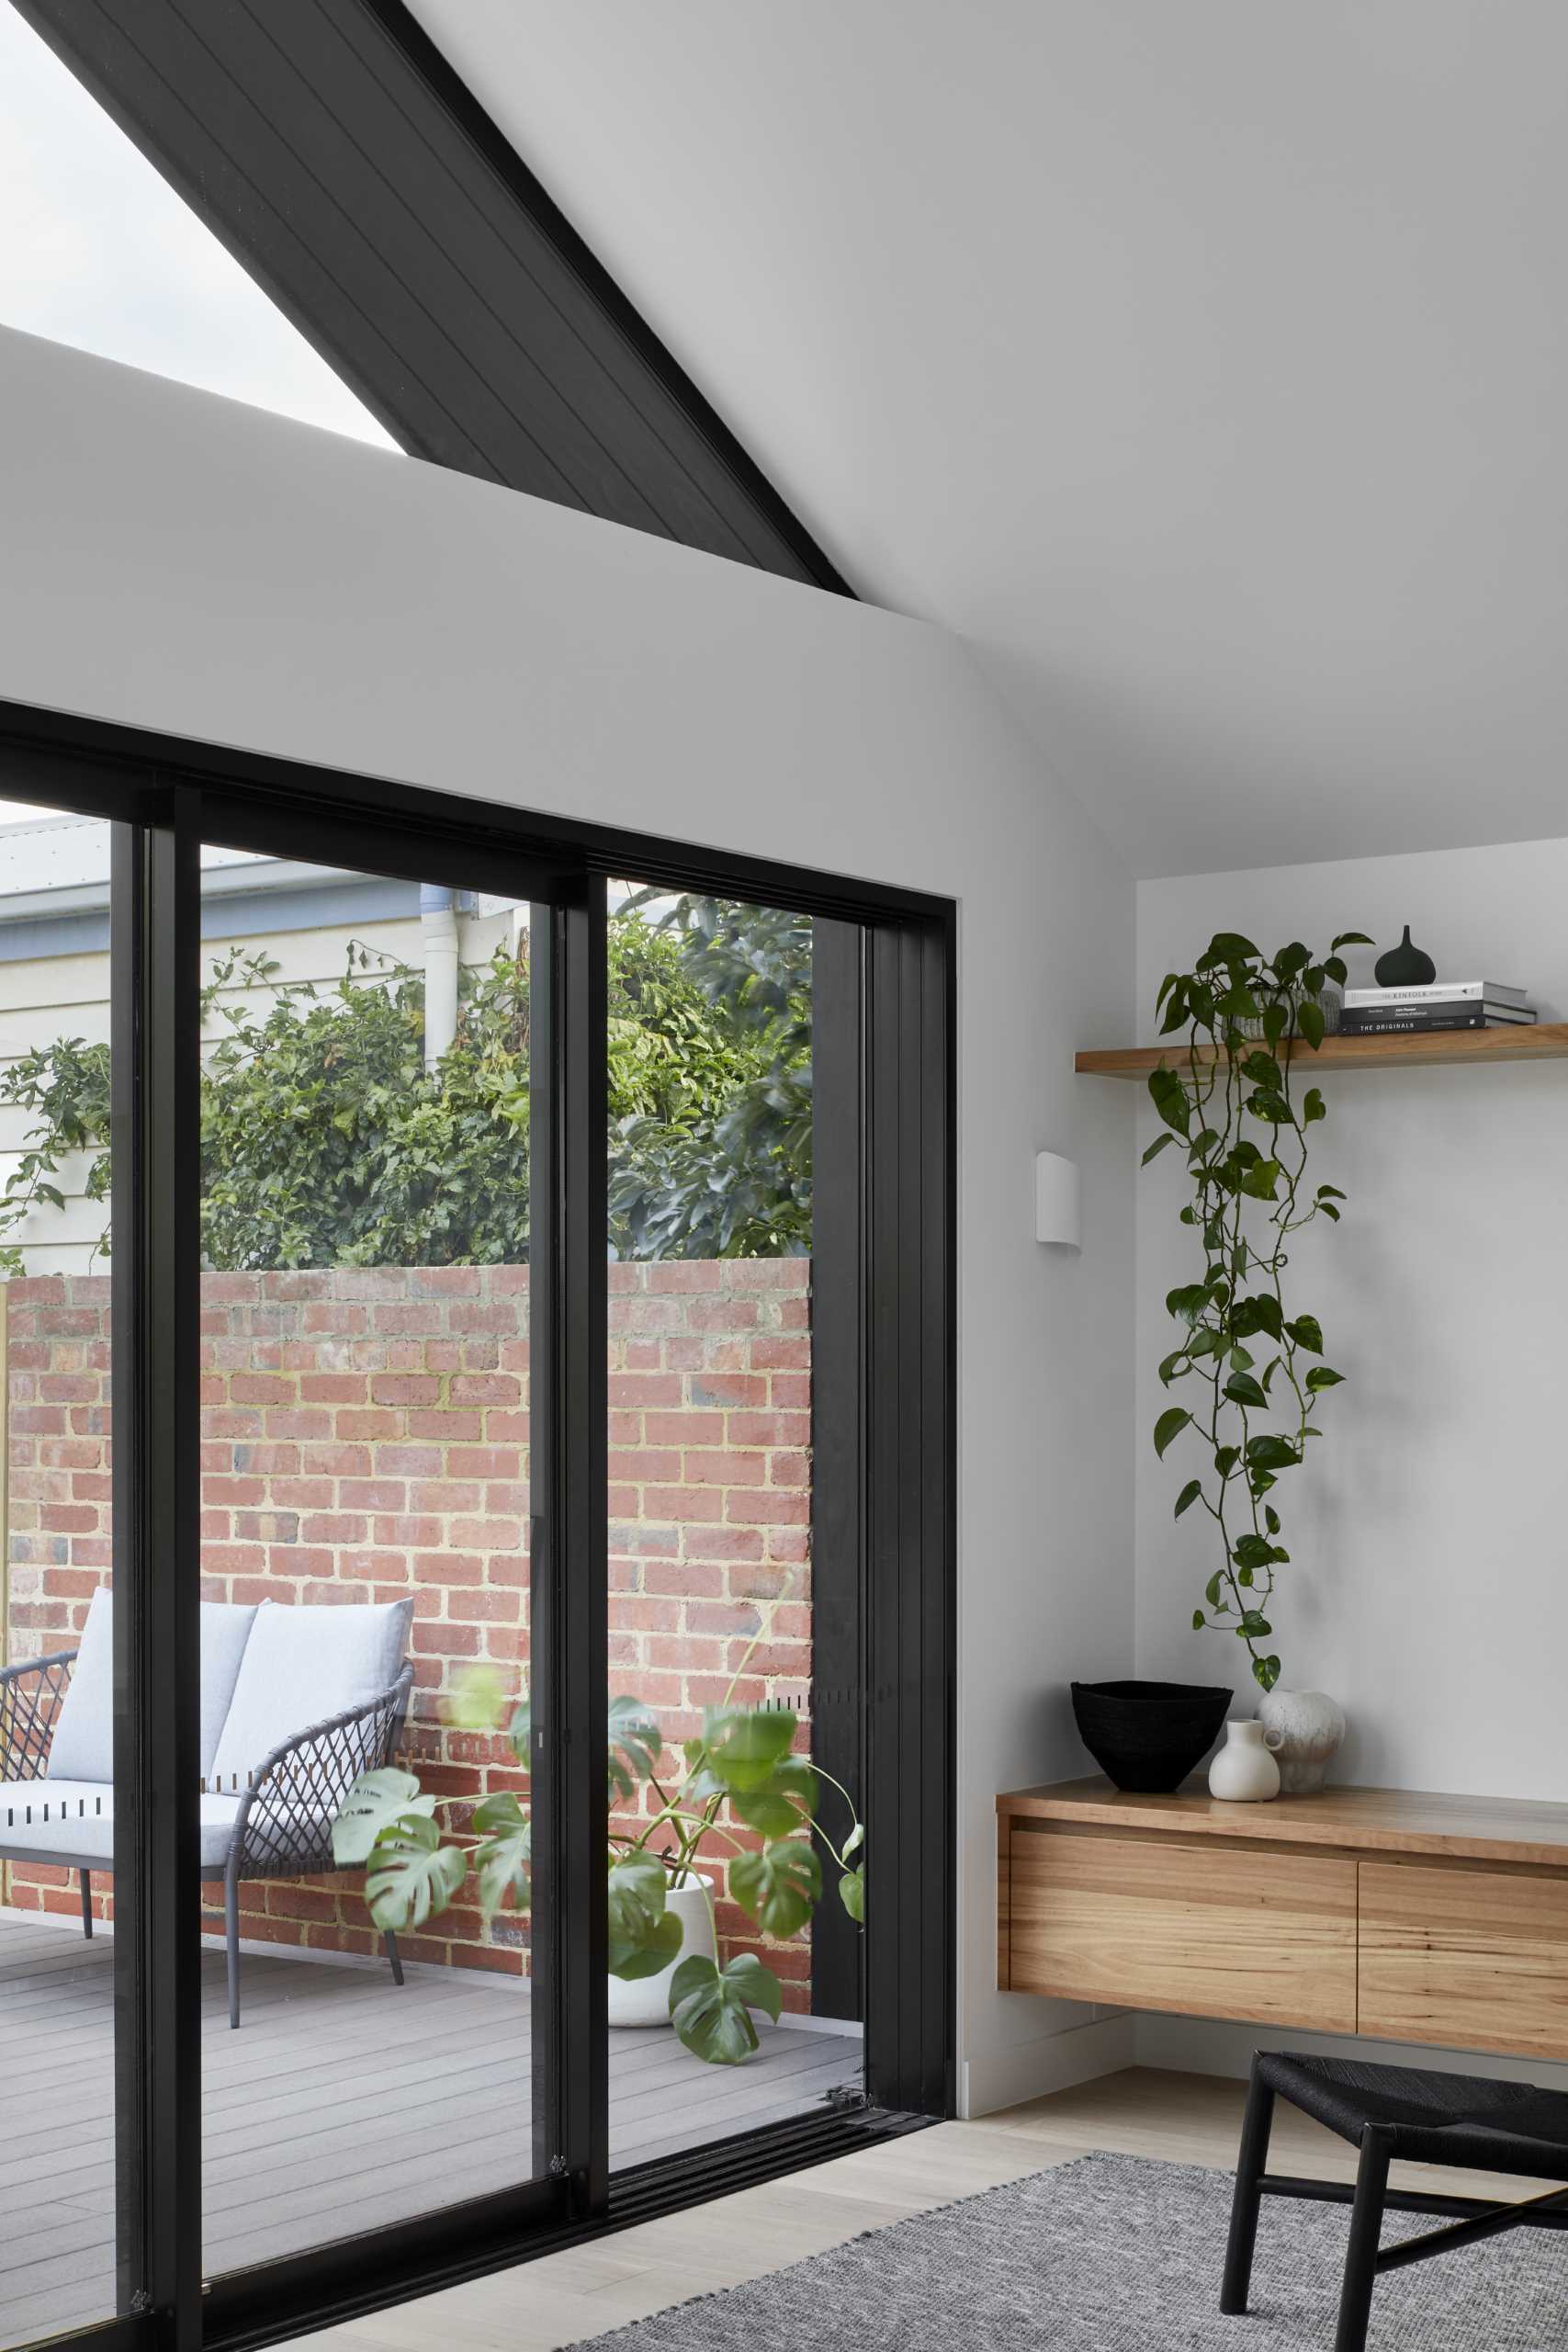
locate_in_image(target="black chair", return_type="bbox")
[1223,2050,1568,2350]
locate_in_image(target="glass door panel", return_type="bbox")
[603,884,863,2167]
[192,844,547,2274]
[0,806,127,2345]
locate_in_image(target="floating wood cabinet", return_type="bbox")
[1010,1831,1357,2032]
[1359,1863,1568,2063]
[998,1780,1568,2061]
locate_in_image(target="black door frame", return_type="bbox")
[109,807,204,2352]
[526,888,610,2217]
[0,701,954,2352]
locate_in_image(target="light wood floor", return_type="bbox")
[288,2064,1565,2352]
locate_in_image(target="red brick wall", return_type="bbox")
[2,1262,815,2003]
[604,1260,814,2006]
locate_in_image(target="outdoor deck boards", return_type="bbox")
[0,1909,861,2346]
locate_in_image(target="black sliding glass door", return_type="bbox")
[185,829,576,2278]
[0,709,955,2352]
[0,804,129,2349]
[599,881,866,2168]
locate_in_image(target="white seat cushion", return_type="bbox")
[0,1781,243,1870]
[45,1592,261,1785]
[207,1598,412,1790]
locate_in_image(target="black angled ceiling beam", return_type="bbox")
[14,0,853,594]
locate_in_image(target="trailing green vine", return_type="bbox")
[1145,929,1370,1692]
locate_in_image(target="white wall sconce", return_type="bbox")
[1034,1151,1081,1249]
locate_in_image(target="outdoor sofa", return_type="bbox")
[0,1590,413,2025]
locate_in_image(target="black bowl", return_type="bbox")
[1070,1679,1232,1793]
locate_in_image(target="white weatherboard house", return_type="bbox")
[0,810,522,1271]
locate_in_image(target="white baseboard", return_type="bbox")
[962,2011,1135,2119]
[1134,2011,1568,2096]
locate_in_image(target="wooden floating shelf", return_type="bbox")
[1076,1023,1568,1079]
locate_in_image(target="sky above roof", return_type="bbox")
[0,9,392,447]
[0,9,395,826]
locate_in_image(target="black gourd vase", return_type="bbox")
[1374,926,1436,988]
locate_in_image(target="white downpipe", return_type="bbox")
[420,885,459,1068]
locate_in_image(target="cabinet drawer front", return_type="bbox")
[1359,1862,1568,2061]
[1008,1828,1357,2031]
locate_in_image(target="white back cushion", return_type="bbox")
[44,1587,114,1781]
[196,1603,261,1779]
[46,1593,262,1783]
[208,1599,412,1789]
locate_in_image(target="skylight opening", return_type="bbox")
[0,8,396,448]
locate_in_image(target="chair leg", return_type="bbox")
[1335,2126,1394,2352]
[383,1928,404,1986]
[1221,2060,1276,2314]
[79,1869,93,1940]
[225,1873,242,2030]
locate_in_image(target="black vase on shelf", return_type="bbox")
[1373,926,1437,988]
[1070,1679,1232,1793]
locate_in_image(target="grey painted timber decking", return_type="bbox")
[0,1908,861,2347]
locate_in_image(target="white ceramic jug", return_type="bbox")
[1207,1718,1280,1804]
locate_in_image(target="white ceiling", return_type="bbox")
[411,1,1568,877]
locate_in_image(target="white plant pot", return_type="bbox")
[1207,1717,1280,1804]
[1259,1687,1346,1794]
[606,1872,716,2029]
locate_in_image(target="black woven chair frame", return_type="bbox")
[1224,2049,1568,2352]
[0,1647,414,2029]
[0,1647,74,1783]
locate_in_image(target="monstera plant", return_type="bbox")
[333,1680,863,2067]
[1145,929,1370,1693]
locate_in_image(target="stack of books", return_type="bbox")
[1340,980,1536,1035]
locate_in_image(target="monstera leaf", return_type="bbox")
[364,1814,468,1932]
[697,1705,797,1794]
[730,1838,821,1939]
[667,1952,783,2065]
[447,1663,508,1735]
[470,1791,532,1919]
[606,1854,675,1977]
[607,1696,663,1801]
[730,1756,818,1839]
[332,1768,436,1867]
[612,1912,685,1981]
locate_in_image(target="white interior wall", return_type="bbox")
[1136,840,1568,1793]
[0,326,1136,2117]
[1134,841,1568,2085]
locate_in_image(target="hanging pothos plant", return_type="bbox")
[1145,930,1370,1693]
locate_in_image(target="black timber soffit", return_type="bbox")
[14,0,853,594]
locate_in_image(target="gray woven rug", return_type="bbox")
[566,2153,1568,2348]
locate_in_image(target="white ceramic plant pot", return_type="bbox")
[606,1873,716,2029]
[1259,1688,1346,1795]
[1207,1718,1280,1804]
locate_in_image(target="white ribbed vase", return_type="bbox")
[1259,1688,1346,1794]
[1207,1718,1280,1804]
